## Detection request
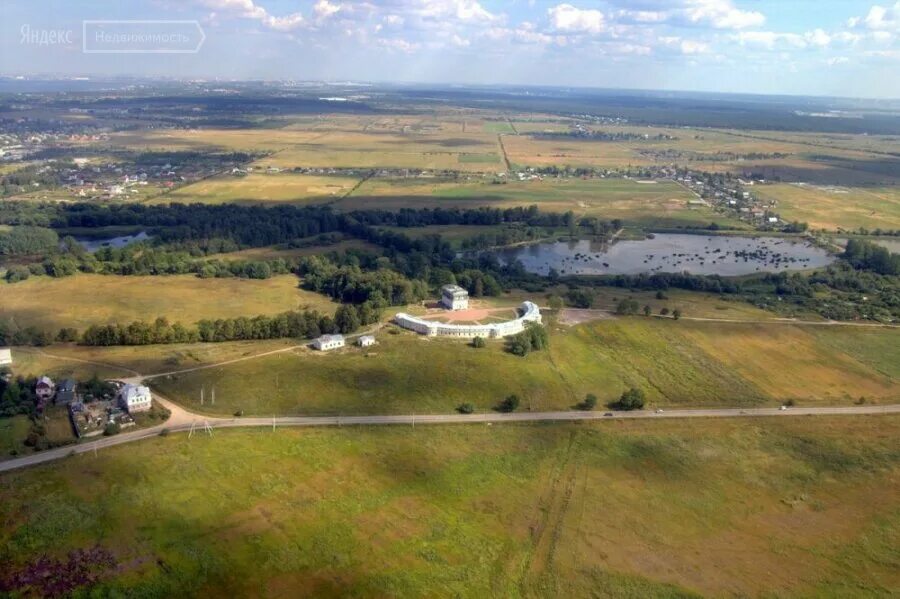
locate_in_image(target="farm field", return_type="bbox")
[755,183,900,231]
[0,274,336,331]
[0,417,897,597]
[161,173,360,206]
[339,177,738,228]
[151,318,900,417]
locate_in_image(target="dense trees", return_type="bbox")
[843,239,900,276]
[506,323,549,356]
[612,387,645,411]
[0,226,59,256]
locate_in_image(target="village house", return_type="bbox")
[440,285,469,311]
[313,334,345,351]
[0,347,11,367]
[118,383,152,413]
[35,376,55,402]
[357,335,376,347]
[56,379,78,405]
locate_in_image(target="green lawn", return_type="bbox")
[0,417,897,597]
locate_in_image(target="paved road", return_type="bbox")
[2,402,898,474]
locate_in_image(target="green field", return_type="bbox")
[338,177,739,228]
[0,417,898,597]
[0,274,336,331]
[162,173,361,206]
[755,183,900,231]
[151,319,900,417]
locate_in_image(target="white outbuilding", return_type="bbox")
[0,347,11,367]
[357,335,376,347]
[313,334,345,351]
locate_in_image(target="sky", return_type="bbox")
[1,0,899,98]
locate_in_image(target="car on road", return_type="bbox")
[603,412,614,417]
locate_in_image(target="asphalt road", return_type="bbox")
[2,402,898,474]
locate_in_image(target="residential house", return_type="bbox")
[56,379,78,405]
[35,376,55,402]
[118,383,152,413]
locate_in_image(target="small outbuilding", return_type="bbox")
[357,335,376,347]
[313,334,345,351]
[0,347,12,367]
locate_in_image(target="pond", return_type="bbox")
[492,234,835,277]
[73,231,151,253]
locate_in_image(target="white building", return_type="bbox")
[313,334,345,351]
[395,301,542,339]
[440,285,469,311]
[357,335,376,347]
[35,376,55,401]
[118,383,152,413]
[0,347,11,367]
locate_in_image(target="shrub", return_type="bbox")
[672,308,682,320]
[578,394,598,411]
[660,307,670,316]
[103,422,121,436]
[457,403,475,414]
[159,428,170,437]
[612,387,645,411]
[471,337,486,348]
[497,394,520,413]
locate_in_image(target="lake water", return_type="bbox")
[493,234,835,277]
[74,231,151,253]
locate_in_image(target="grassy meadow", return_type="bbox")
[755,183,900,231]
[0,417,898,597]
[0,274,336,331]
[151,318,900,417]
[161,173,361,206]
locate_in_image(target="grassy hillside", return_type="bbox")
[150,319,900,416]
[0,417,897,597]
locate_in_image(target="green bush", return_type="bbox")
[497,394,520,413]
[613,388,645,411]
[457,403,475,414]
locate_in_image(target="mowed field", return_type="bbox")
[151,319,900,417]
[0,417,898,597]
[755,183,900,231]
[160,173,360,206]
[0,274,336,331]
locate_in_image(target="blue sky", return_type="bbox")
[2,1,899,98]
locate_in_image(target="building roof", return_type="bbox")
[0,348,11,363]
[120,383,151,402]
[359,335,375,342]
[58,379,77,392]
[441,284,468,297]
[318,334,344,343]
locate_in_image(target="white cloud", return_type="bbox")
[680,39,710,54]
[826,56,849,66]
[313,0,342,21]
[377,37,419,52]
[804,28,831,47]
[451,33,470,47]
[548,4,606,34]
[198,0,305,31]
[682,0,765,30]
[734,30,806,49]
[848,2,900,31]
